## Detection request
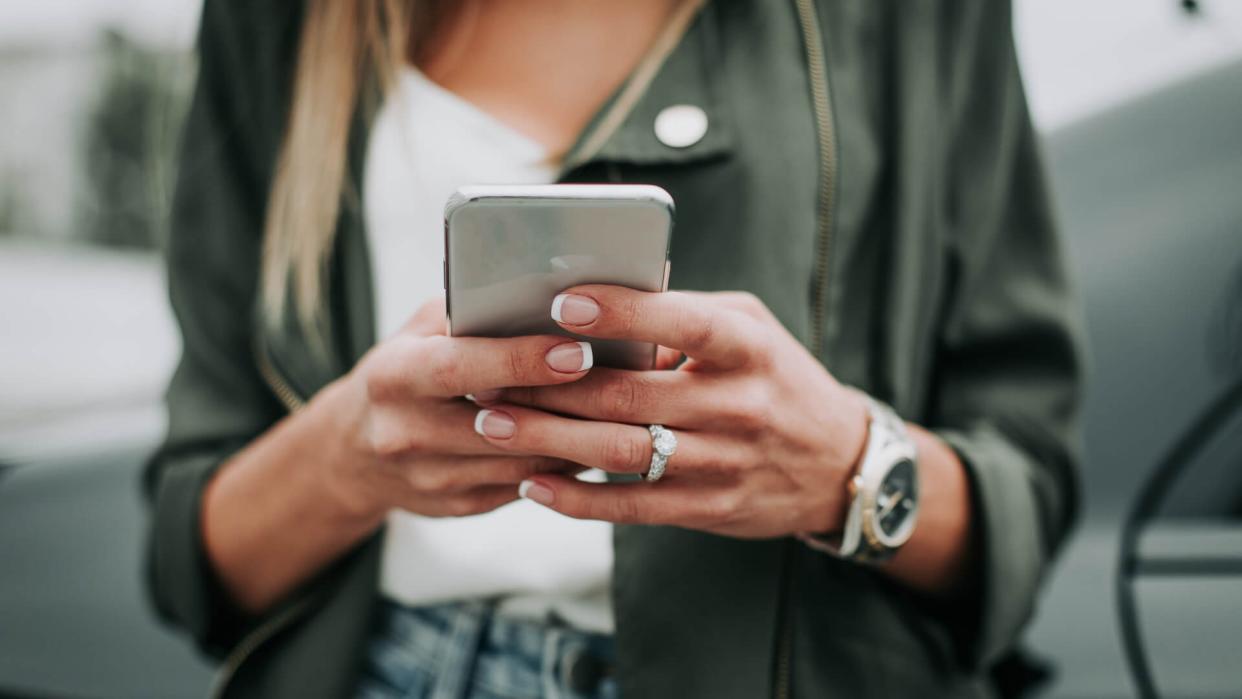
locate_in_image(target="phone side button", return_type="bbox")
[442,258,447,290]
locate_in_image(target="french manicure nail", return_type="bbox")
[518,479,555,506]
[545,341,593,373]
[551,294,599,326]
[474,409,516,439]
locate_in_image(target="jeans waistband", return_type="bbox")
[358,598,618,699]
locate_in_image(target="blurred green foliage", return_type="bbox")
[77,29,192,250]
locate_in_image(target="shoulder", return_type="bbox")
[194,0,306,135]
[197,0,305,61]
[184,0,307,199]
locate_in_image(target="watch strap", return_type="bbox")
[796,392,909,562]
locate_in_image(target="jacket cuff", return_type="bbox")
[148,450,252,657]
[934,425,1045,670]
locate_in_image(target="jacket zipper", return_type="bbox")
[208,594,317,699]
[255,334,307,412]
[797,0,838,361]
[777,1,838,698]
[206,337,312,699]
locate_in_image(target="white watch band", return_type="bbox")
[796,392,915,562]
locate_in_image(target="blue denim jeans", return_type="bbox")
[355,599,620,699]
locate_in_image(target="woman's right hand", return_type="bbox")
[320,297,596,521]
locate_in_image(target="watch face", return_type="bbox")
[874,458,918,542]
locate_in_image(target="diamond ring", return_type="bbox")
[645,424,678,483]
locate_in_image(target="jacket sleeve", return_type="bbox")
[929,0,1084,670]
[142,0,288,657]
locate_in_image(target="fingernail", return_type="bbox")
[545,341,593,373]
[467,389,502,404]
[518,479,555,506]
[551,294,599,326]
[474,409,516,439]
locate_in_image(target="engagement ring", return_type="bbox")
[645,424,678,482]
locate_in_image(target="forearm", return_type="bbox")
[201,377,385,614]
[875,424,976,597]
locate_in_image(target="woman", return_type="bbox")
[145,0,1082,697]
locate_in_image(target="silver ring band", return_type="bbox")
[645,424,678,482]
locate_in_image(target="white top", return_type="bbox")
[363,66,614,633]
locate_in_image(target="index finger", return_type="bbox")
[376,334,594,398]
[550,286,755,367]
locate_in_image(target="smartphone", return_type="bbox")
[444,184,674,369]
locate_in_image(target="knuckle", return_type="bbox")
[613,496,642,524]
[717,291,771,322]
[743,322,775,368]
[602,431,644,471]
[506,342,532,383]
[366,416,411,459]
[423,338,461,394]
[435,469,466,492]
[678,310,717,355]
[735,291,767,317]
[407,465,453,494]
[731,382,773,432]
[598,377,641,417]
[363,364,392,404]
[616,296,643,336]
[362,347,406,403]
[366,429,401,460]
[702,491,744,526]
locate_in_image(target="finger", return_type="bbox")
[514,474,739,527]
[655,346,684,370]
[404,483,521,518]
[367,400,507,457]
[500,368,714,426]
[550,285,756,367]
[398,454,585,494]
[373,334,595,399]
[473,404,724,477]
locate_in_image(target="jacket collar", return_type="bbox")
[562,0,732,171]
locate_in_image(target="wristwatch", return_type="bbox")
[797,393,920,562]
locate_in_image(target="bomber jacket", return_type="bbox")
[145,1,1084,697]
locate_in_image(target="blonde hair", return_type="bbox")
[262,0,439,335]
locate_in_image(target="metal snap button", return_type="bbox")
[654,104,708,148]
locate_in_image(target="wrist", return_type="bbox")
[800,391,920,562]
[306,373,392,526]
[806,385,871,536]
[838,386,871,485]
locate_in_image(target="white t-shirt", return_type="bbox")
[363,66,614,633]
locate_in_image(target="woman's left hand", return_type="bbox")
[470,284,870,539]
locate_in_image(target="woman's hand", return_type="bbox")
[323,298,596,521]
[202,296,603,613]
[470,285,870,539]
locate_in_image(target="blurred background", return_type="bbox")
[1,1,1240,697]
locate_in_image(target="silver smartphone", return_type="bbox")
[444,184,674,369]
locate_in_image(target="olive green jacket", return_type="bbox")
[145,1,1083,697]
